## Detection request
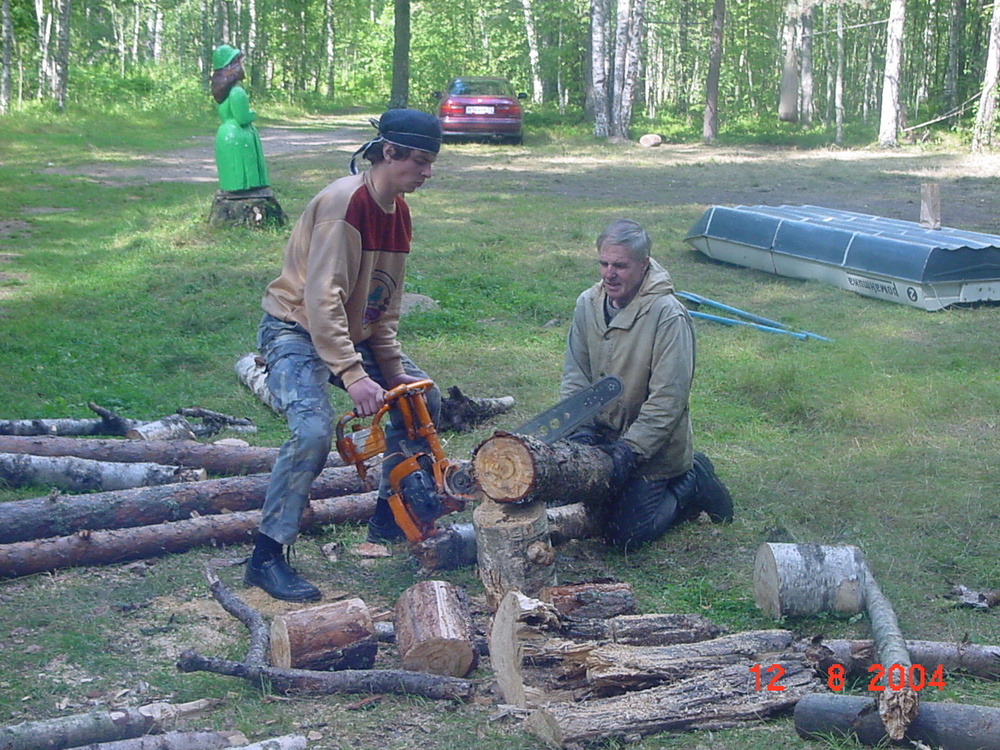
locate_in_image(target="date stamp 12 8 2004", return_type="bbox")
[750,663,947,692]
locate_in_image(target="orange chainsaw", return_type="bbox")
[335,379,477,543]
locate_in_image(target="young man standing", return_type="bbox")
[562,219,733,549]
[247,109,443,602]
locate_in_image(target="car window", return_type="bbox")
[448,80,514,97]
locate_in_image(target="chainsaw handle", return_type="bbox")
[334,379,438,467]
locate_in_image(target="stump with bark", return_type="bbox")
[270,598,377,670]
[208,188,287,229]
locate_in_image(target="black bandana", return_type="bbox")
[350,109,442,174]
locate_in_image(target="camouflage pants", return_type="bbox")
[256,313,440,545]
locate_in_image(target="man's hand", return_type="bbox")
[347,376,385,417]
[598,440,642,488]
[386,372,425,389]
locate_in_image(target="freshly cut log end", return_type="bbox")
[394,580,477,678]
[753,542,867,620]
[269,598,377,671]
[472,433,536,502]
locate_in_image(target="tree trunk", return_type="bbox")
[0,435,343,476]
[519,0,543,102]
[525,658,820,747]
[778,1,799,123]
[1,0,12,113]
[0,699,221,750]
[0,452,205,493]
[0,465,366,544]
[752,542,868,619]
[394,580,477,677]
[270,598,377,670]
[539,581,637,619]
[590,0,611,137]
[612,0,645,139]
[51,0,69,111]
[878,0,906,148]
[972,0,1000,150]
[0,492,376,577]
[388,0,409,107]
[472,432,613,504]
[945,0,965,116]
[794,693,1000,750]
[175,650,475,701]
[474,495,556,610]
[799,3,814,125]
[60,730,243,750]
[835,1,844,145]
[702,0,725,143]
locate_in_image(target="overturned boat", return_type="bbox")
[684,204,1000,311]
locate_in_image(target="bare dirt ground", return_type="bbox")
[42,121,1000,234]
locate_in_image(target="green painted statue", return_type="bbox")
[211,45,269,192]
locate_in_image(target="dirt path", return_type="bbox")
[44,120,1000,234]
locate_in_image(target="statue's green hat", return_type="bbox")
[213,45,241,70]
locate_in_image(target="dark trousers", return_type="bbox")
[256,313,439,545]
[604,468,696,549]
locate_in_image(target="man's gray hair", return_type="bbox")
[597,219,652,262]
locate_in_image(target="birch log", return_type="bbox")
[753,542,868,619]
[0,492,376,577]
[235,353,281,415]
[0,465,367,544]
[474,495,556,610]
[802,637,1000,681]
[0,452,205,493]
[394,580,477,677]
[270,598,377,670]
[62,730,243,750]
[0,699,221,750]
[124,414,197,441]
[471,432,613,504]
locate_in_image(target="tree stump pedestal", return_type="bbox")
[209,187,287,228]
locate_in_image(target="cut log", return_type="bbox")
[232,736,306,750]
[62,730,243,750]
[0,699,221,750]
[0,465,367,544]
[235,353,282,415]
[412,502,600,572]
[540,581,637,619]
[803,637,1000,681]
[437,386,515,433]
[394,580,477,677]
[0,451,206,493]
[472,432,613,504]
[0,435,344,475]
[864,564,919,740]
[124,414,197,441]
[557,612,726,646]
[526,658,821,747]
[794,693,1000,750]
[175,650,475,701]
[270,598,377,670]
[474,496,556,610]
[0,492,376,577]
[208,188,287,229]
[753,542,868,619]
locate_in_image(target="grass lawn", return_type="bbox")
[0,104,998,750]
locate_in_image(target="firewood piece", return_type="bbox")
[0,416,138,437]
[203,565,269,667]
[175,650,475,701]
[474,496,556,610]
[489,590,561,707]
[437,386,515,433]
[526,658,821,747]
[540,581,637,619]
[125,414,197,441]
[235,353,282,415]
[546,502,600,544]
[803,637,1000,681]
[864,564,919,740]
[0,699,221,750]
[0,492,376,577]
[573,629,799,696]
[394,580,477,677]
[558,612,726,646]
[472,432,613,504]
[63,730,243,750]
[794,693,1000,750]
[0,452,206,493]
[233,736,306,750]
[0,465,366,545]
[753,542,868,619]
[270,598,377,671]
[0,435,344,475]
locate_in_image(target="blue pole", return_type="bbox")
[688,310,810,340]
[679,291,832,342]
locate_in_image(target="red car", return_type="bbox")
[434,76,527,145]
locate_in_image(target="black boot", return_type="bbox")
[366,497,406,543]
[244,534,321,602]
[690,452,734,523]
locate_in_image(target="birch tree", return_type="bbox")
[878,0,906,147]
[971,0,1000,150]
[1,0,11,113]
[519,0,543,102]
[703,0,725,142]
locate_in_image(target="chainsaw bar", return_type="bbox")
[514,375,624,445]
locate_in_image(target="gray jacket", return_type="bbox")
[561,259,695,479]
